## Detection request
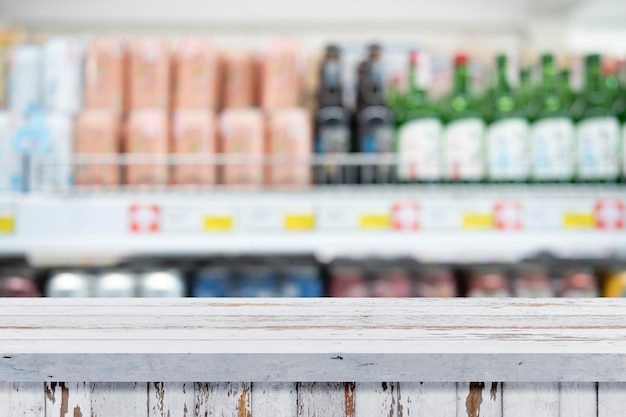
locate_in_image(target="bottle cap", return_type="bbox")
[454,53,469,65]
[410,50,419,65]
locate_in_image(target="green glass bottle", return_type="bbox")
[485,54,529,182]
[559,69,575,110]
[516,67,534,111]
[571,54,620,182]
[395,50,442,183]
[527,53,575,182]
[387,74,406,126]
[442,53,485,182]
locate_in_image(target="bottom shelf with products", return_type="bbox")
[1,255,625,298]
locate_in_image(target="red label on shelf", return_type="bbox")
[494,200,522,231]
[595,199,624,230]
[392,201,420,231]
[129,204,161,233]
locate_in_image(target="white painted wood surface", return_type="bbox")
[90,383,146,417]
[251,383,297,417]
[148,382,194,417]
[399,382,457,417]
[559,383,597,417]
[458,382,502,417]
[297,383,351,417]
[195,382,251,417]
[9,382,45,417]
[3,299,626,382]
[598,382,626,417]
[354,382,396,417]
[503,383,559,417]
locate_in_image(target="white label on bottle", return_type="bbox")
[576,116,620,180]
[443,118,485,180]
[530,117,574,180]
[487,118,529,180]
[397,118,442,181]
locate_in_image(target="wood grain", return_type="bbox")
[297,382,349,417]
[148,382,194,417]
[251,382,297,417]
[3,299,626,382]
[10,382,45,417]
[397,382,457,417]
[354,382,397,417]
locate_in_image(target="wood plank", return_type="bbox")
[502,382,559,417]
[457,382,502,417]
[251,383,297,417]
[9,382,45,417]
[45,382,91,417]
[0,383,9,417]
[148,382,194,417]
[397,382,457,417]
[598,382,626,417]
[3,299,626,382]
[195,382,251,417]
[559,383,597,417]
[91,383,147,417]
[354,382,396,417]
[297,383,351,417]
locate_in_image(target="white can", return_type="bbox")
[96,271,136,297]
[8,44,43,114]
[139,270,185,298]
[46,272,92,297]
[0,111,22,192]
[43,37,84,115]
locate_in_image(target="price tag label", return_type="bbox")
[359,214,390,230]
[563,213,595,229]
[0,216,14,233]
[284,213,315,231]
[203,215,234,232]
[462,213,493,230]
[317,206,357,231]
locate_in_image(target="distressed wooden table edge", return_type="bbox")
[2,298,626,382]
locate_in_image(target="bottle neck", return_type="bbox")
[452,63,469,95]
[584,60,602,94]
[541,59,558,92]
[496,61,511,94]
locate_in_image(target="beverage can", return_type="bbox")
[74,110,121,187]
[8,44,42,114]
[174,38,218,110]
[220,49,255,109]
[238,267,277,297]
[329,261,368,297]
[171,110,216,186]
[125,109,169,186]
[415,266,457,297]
[513,264,554,297]
[0,275,40,297]
[43,37,84,115]
[467,268,510,297]
[281,265,322,297]
[139,270,185,297]
[559,269,598,297]
[603,269,626,297]
[218,109,264,187]
[370,264,413,297]
[193,267,230,297]
[84,37,126,112]
[260,39,301,110]
[95,271,136,297]
[265,108,311,188]
[46,272,92,297]
[129,38,171,110]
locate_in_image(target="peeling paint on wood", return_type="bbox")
[458,382,502,417]
[90,382,146,417]
[45,382,90,417]
[599,382,626,417]
[297,383,347,417]
[559,382,596,417]
[251,382,297,417]
[503,383,558,417]
[195,382,251,417]
[355,382,396,417]
[148,382,194,417]
[398,382,457,417]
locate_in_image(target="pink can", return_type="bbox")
[220,49,255,109]
[173,38,218,110]
[265,108,311,188]
[218,109,264,187]
[84,38,126,112]
[129,38,171,110]
[372,267,413,297]
[329,266,369,297]
[124,110,169,186]
[74,110,121,187]
[260,39,302,111]
[171,109,216,185]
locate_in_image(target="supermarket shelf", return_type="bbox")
[0,186,624,266]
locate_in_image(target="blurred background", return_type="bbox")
[0,0,625,298]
